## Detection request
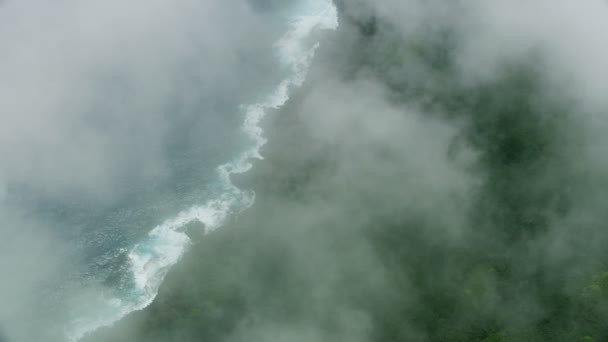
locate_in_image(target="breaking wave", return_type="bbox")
[68,1,338,341]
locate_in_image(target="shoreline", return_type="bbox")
[78,2,339,341]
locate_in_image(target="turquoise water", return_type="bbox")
[0,1,339,341]
[0,1,337,340]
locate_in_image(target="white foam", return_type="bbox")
[68,1,338,341]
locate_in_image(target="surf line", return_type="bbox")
[69,2,338,341]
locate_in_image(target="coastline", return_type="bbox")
[79,2,339,341]
[82,1,608,341]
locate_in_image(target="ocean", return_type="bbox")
[2,1,338,341]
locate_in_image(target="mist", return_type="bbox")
[0,0,290,340]
[4,0,608,341]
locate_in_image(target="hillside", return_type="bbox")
[84,2,608,341]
